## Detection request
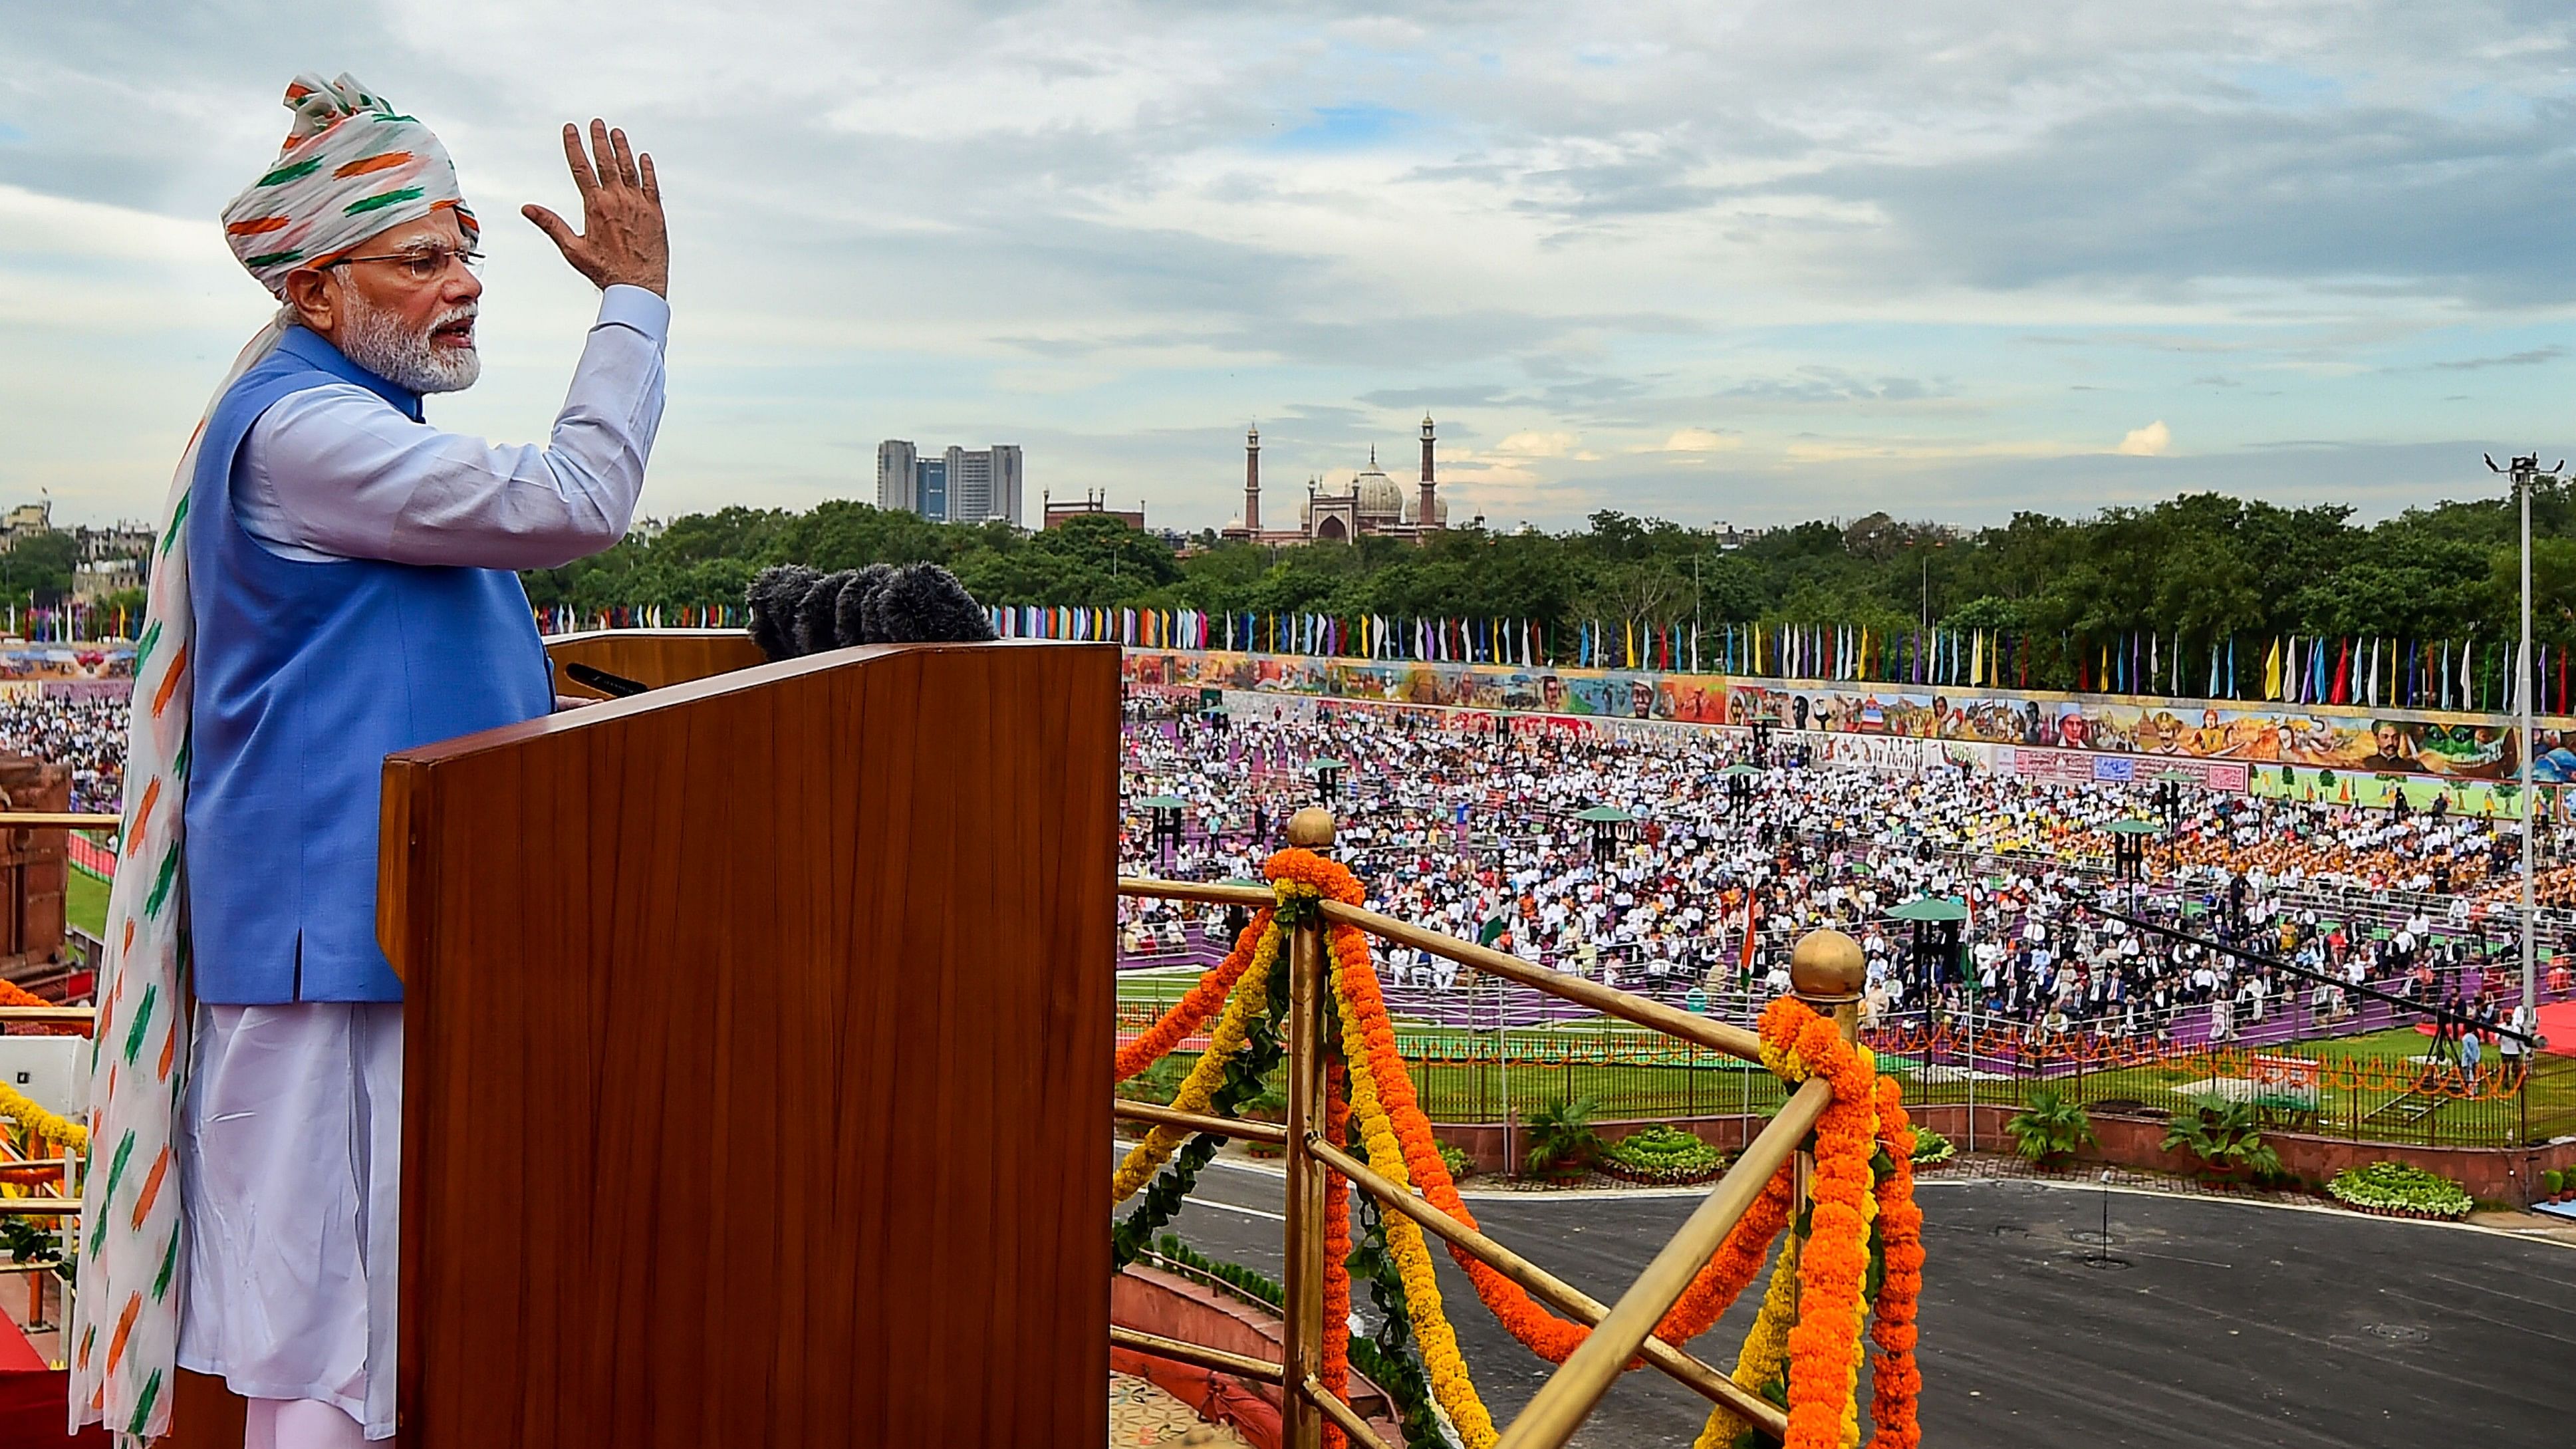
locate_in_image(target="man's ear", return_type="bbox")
[280,268,336,336]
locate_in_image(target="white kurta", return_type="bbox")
[175,285,668,1440]
[176,1004,402,1435]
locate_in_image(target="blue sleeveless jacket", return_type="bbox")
[184,327,553,1003]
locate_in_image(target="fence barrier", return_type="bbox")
[1118,989,2575,1150]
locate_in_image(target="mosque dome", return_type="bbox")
[1351,446,1405,519]
[1404,492,1450,527]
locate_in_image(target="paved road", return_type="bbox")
[1127,1156,2576,1447]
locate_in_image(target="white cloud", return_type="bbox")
[0,3,2567,530]
[1489,430,1582,458]
[1651,427,1743,455]
[1781,437,2067,464]
[2117,420,2172,456]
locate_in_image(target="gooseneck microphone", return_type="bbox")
[565,662,649,698]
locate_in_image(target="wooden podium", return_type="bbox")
[180,634,1118,1446]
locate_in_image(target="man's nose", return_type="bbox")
[448,267,483,305]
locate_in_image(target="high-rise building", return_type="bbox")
[876,440,919,513]
[947,447,983,521]
[876,440,1023,527]
[992,445,1024,527]
[920,457,948,519]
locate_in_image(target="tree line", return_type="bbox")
[515,484,2576,696]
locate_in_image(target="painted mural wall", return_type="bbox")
[1125,649,2576,814]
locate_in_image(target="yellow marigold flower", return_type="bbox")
[1336,983,1498,1449]
[1696,1234,1800,1449]
[0,1083,86,1154]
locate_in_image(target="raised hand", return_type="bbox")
[523,119,669,297]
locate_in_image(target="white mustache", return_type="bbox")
[429,305,478,336]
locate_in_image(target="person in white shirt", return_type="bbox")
[2500,1001,2532,1069]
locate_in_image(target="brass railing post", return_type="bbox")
[1788,928,1866,1295]
[1281,806,1337,1449]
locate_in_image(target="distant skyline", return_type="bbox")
[4,4,2573,533]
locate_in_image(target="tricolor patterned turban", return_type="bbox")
[218,72,475,295]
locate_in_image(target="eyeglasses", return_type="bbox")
[319,245,485,283]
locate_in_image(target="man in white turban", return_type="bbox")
[70,74,670,1448]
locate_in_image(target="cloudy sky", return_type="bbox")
[5,3,2573,533]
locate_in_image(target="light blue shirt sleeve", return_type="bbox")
[237,285,670,569]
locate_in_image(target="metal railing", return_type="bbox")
[1,809,1865,1442]
[0,811,98,1337]
[1114,809,1870,1449]
[0,813,113,1261]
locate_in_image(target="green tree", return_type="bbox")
[505,479,2576,686]
[0,533,79,606]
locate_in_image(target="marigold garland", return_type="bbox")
[1774,1008,1874,1449]
[1116,906,1273,1083]
[1837,1182,1877,1449]
[1868,1076,1925,1449]
[0,978,83,1038]
[1335,960,1499,1449]
[1310,847,1788,1367]
[1694,1232,1801,1449]
[1111,929,1276,1203]
[1323,1060,1352,1449]
[1759,997,1924,1449]
[0,1081,86,1154]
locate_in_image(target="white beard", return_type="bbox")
[335,293,481,394]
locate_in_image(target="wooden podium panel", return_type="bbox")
[377,638,1116,1447]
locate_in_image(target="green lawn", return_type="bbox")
[1118,965,2576,1145]
[64,870,107,940]
[2314,1025,2444,1060]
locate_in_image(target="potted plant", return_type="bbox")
[2161,1097,2285,1184]
[1244,1077,1289,1158]
[1114,1055,1193,1140]
[1601,1124,1726,1184]
[2004,1086,2097,1170]
[1520,1095,1605,1182]
[1439,1140,1480,1183]
[1908,1126,1957,1168]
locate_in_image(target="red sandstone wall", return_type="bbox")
[1110,1264,1404,1447]
[0,757,68,976]
[1434,1108,2576,1206]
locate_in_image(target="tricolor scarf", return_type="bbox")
[70,73,470,1443]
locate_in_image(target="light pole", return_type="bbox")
[1307,756,1347,805]
[1140,794,1188,873]
[2109,817,2158,932]
[1577,804,1636,864]
[1920,549,1931,678]
[1724,761,1758,817]
[2486,452,2561,1037]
